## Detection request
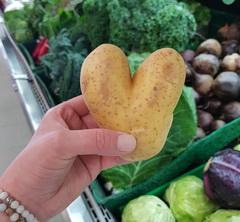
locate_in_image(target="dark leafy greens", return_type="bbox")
[101,87,197,189]
[4,8,33,43]
[40,29,90,103]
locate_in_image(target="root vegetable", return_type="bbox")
[185,63,194,86]
[197,110,214,131]
[205,99,222,115]
[81,44,185,161]
[196,127,206,139]
[192,89,201,104]
[193,54,220,76]
[218,23,240,41]
[221,53,240,72]
[222,40,239,56]
[194,74,213,96]
[211,120,225,131]
[212,71,240,101]
[197,39,222,57]
[181,49,195,63]
[223,102,240,122]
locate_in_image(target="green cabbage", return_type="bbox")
[204,209,240,222]
[165,176,219,222]
[122,195,175,222]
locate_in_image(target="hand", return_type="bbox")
[0,96,136,221]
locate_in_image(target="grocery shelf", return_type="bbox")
[0,12,116,222]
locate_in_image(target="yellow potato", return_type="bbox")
[80,44,185,161]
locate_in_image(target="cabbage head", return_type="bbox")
[165,176,218,222]
[204,209,240,222]
[122,195,175,222]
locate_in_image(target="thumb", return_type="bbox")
[55,128,136,158]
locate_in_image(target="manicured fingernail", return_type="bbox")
[117,134,136,152]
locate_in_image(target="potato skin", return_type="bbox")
[80,44,185,161]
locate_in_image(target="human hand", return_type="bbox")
[0,96,136,221]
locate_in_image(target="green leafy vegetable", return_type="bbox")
[165,176,219,222]
[101,87,197,189]
[40,29,90,102]
[4,9,33,43]
[4,0,80,42]
[81,0,196,52]
[204,209,240,222]
[122,195,175,222]
[180,0,211,27]
[128,52,150,76]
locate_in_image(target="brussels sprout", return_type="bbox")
[122,195,175,222]
[165,176,218,222]
[204,209,240,222]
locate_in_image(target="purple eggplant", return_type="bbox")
[204,149,240,209]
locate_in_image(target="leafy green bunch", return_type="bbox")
[81,0,197,52]
[40,29,90,102]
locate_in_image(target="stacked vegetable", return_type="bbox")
[122,145,240,222]
[182,24,240,139]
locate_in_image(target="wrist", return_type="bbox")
[0,177,41,221]
[0,213,10,222]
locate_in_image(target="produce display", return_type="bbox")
[2,0,240,221]
[81,44,186,161]
[183,33,240,139]
[122,146,240,222]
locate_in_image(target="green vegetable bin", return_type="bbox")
[91,117,240,214]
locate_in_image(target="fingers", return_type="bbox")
[44,96,94,130]
[63,95,89,117]
[82,114,99,129]
[100,156,129,169]
[54,129,136,158]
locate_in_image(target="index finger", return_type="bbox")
[63,95,89,117]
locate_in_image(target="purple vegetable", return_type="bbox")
[204,149,240,209]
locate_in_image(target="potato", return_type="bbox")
[80,44,185,161]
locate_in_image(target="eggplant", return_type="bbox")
[204,149,240,209]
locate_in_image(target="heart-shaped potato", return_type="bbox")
[80,44,185,161]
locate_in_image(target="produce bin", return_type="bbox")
[91,117,240,214]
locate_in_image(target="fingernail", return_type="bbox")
[117,134,136,152]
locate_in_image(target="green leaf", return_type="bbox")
[222,0,236,5]
[101,87,197,189]
[128,52,150,77]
